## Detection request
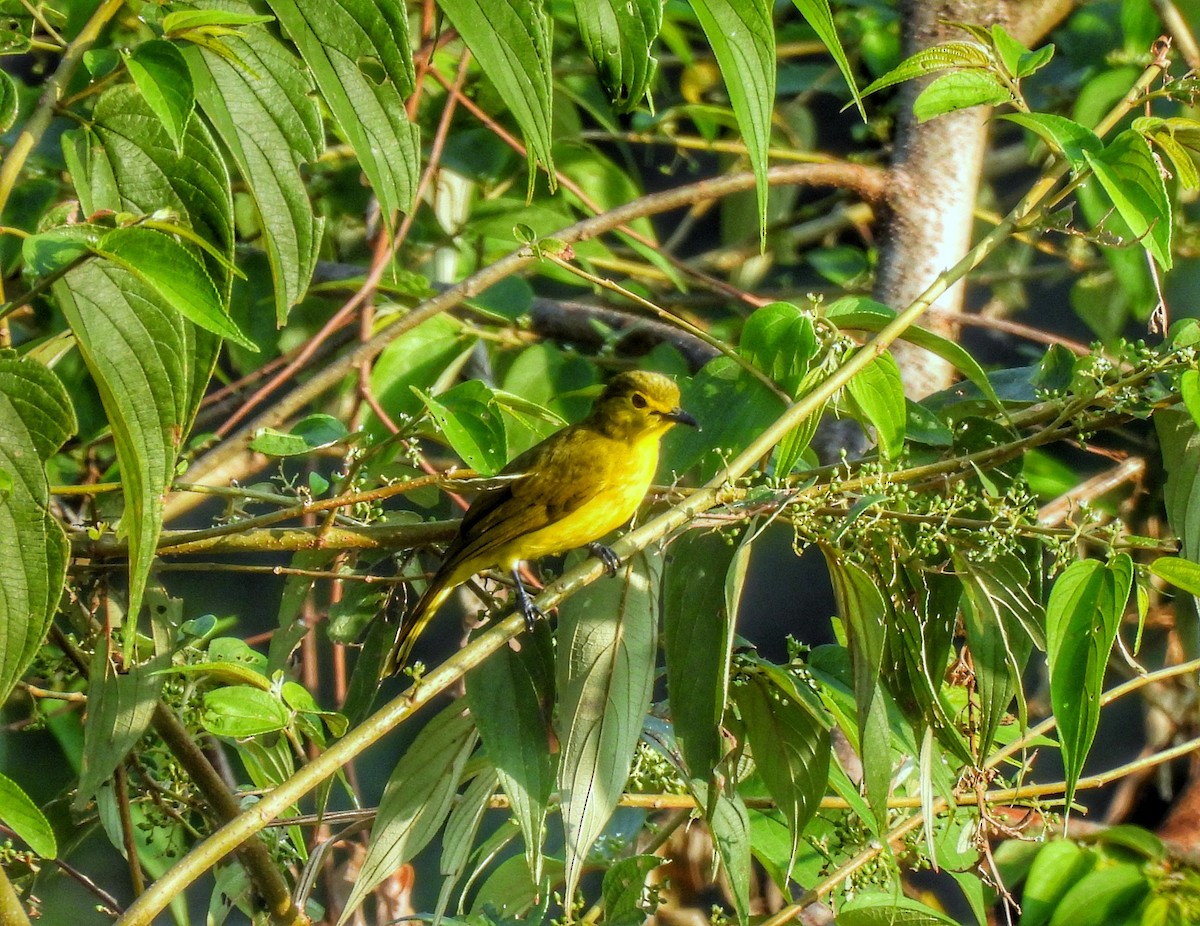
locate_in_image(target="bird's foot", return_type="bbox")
[515,587,545,633]
[588,542,621,576]
[512,566,545,633]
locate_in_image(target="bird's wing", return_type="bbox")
[443,426,612,568]
[387,427,610,675]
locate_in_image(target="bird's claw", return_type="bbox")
[515,590,545,633]
[512,566,545,633]
[588,542,621,576]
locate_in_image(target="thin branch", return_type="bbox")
[1153,0,1200,68]
[112,763,145,896]
[75,521,454,557]
[1038,456,1147,526]
[0,865,32,926]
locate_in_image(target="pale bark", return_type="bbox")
[874,1,1076,397]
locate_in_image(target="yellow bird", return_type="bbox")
[384,370,697,674]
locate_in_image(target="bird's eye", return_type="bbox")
[631,392,647,409]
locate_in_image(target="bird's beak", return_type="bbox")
[664,407,699,429]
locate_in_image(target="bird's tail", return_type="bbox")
[381,571,456,677]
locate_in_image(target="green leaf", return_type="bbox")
[367,315,468,438]
[471,853,562,919]
[342,705,477,921]
[1085,129,1173,270]
[747,805,810,893]
[932,790,987,922]
[988,24,1054,80]
[249,413,350,456]
[1046,554,1132,814]
[1047,862,1149,926]
[792,0,864,117]
[53,261,193,631]
[76,654,166,810]
[265,0,418,222]
[162,8,275,34]
[738,301,826,472]
[689,0,775,242]
[321,553,378,646]
[913,69,1011,121]
[838,893,961,925]
[435,765,501,923]
[824,556,891,830]
[21,226,96,277]
[282,680,348,737]
[663,530,742,780]
[556,551,660,907]
[94,780,189,910]
[1073,190,1156,325]
[61,86,230,438]
[1150,555,1200,598]
[340,615,394,726]
[1156,411,1200,560]
[861,42,991,97]
[1096,823,1166,860]
[575,0,662,112]
[740,302,819,395]
[1016,43,1055,78]
[905,400,954,447]
[440,766,498,880]
[492,386,567,434]
[437,0,555,189]
[826,297,1003,411]
[882,565,969,764]
[201,686,290,737]
[163,659,268,688]
[0,68,18,133]
[63,84,234,304]
[774,408,824,476]
[665,356,785,481]
[734,674,830,878]
[125,40,195,150]
[1001,112,1102,172]
[183,1,323,322]
[957,552,1044,757]
[0,7,32,53]
[1148,127,1200,190]
[1020,840,1097,926]
[1032,343,1076,395]
[0,355,74,702]
[418,380,509,476]
[688,780,751,924]
[90,227,255,349]
[1135,116,1200,190]
[208,864,251,926]
[83,48,121,78]
[209,636,270,673]
[845,351,906,459]
[602,854,665,926]
[989,24,1028,77]
[466,621,555,886]
[0,773,56,859]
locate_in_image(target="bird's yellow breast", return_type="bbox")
[491,429,662,569]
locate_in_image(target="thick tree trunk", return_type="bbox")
[873,1,1075,397]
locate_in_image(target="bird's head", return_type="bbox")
[590,371,698,441]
